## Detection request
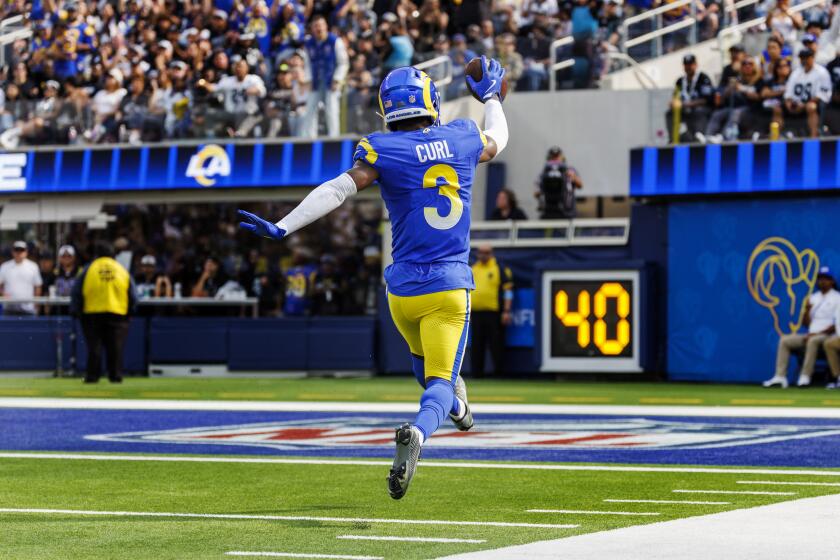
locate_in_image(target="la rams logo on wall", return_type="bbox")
[747,237,819,336]
[86,417,840,451]
[186,144,231,187]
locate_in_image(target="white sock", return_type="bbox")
[411,425,426,445]
[452,397,467,420]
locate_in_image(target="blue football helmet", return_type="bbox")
[378,67,441,129]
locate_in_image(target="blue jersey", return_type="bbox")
[354,119,487,296]
[283,264,317,316]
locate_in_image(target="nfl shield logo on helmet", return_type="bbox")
[384,100,393,108]
[408,94,416,103]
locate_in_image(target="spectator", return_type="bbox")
[415,0,450,53]
[448,33,478,98]
[765,0,803,47]
[348,245,382,315]
[765,267,840,388]
[667,54,714,143]
[283,250,317,316]
[135,255,173,299]
[345,55,376,134]
[38,250,56,296]
[761,37,791,82]
[312,254,348,315]
[301,15,349,138]
[783,47,831,137]
[495,33,525,90]
[536,146,583,219]
[263,63,304,137]
[54,245,80,298]
[470,244,514,377]
[797,21,838,67]
[70,242,137,384]
[824,51,840,134]
[824,301,840,388]
[0,241,43,317]
[704,56,762,141]
[89,69,127,143]
[762,57,792,132]
[192,257,225,298]
[116,75,151,144]
[720,45,745,86]
[491,188,528,220]
[205,58,267,137]
[382,20,415,72]
[517,21,551,91]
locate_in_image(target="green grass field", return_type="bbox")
[2,454,839,559]
[3,376,840,559]
[0,376,838,407]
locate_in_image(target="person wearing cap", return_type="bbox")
[765,267,840,388]
[300,15,349,138]
[66,1,97,74]
[48,19,79,80]
[803,19,840,67]
[54,245,80,298]
[536,146,583,219]
[783,46,831,137]
[70,242,137,383]
[134,254,172,300]
[823,299,840,388]
[0,242,43,316]
[667,54,714,142]
[470,244,514,378]
[719,45,745,86]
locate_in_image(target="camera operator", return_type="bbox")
[535,146,583,219]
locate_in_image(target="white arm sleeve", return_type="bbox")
[483,98,509,155]
[276,172,357,235]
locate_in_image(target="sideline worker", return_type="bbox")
[70,243,137,383]
[470,244,514,377]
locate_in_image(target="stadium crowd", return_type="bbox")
[0,199,383,317]
[668,4,840,142]
[0,0,638,147]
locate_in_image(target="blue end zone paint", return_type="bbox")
[5,408,840,468]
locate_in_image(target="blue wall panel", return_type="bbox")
[227,318,308,370]
[149,318,228,363]
[307,317,376,370]
[667,197,840,382]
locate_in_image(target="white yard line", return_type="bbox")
[4,397,840,418]
[226,553,381,559]
[527,509,660,516]
[435,493,840,560]
[604,499,731,505]
[336,536,486,544]
[0,508,578,530]
[3,451,840,477]
[736,480,840,487]
[672,490,797,496]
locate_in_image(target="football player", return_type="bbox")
[239,56,508,499]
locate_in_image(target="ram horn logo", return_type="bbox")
[747,237,819,336]
[186,144,231,187]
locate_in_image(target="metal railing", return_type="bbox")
[0,14,30,67]
[469,218,630,248]
[548,36,575,91]
[415,55,453,88]
[622,0,698,58]
[718,0,827,42]
[0,296,260,318]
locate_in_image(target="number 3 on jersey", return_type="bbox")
[423,164,462,230]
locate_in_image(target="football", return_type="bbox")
[465,57,508,102]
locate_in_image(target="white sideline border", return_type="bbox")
[0,508,579,530]
[3,451,840,477]
[337,536,486,544]
[3,397,840,418]
[227,553,381,559]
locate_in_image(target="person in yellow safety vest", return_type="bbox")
[70,242,137,384]
[469,244,514,377]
